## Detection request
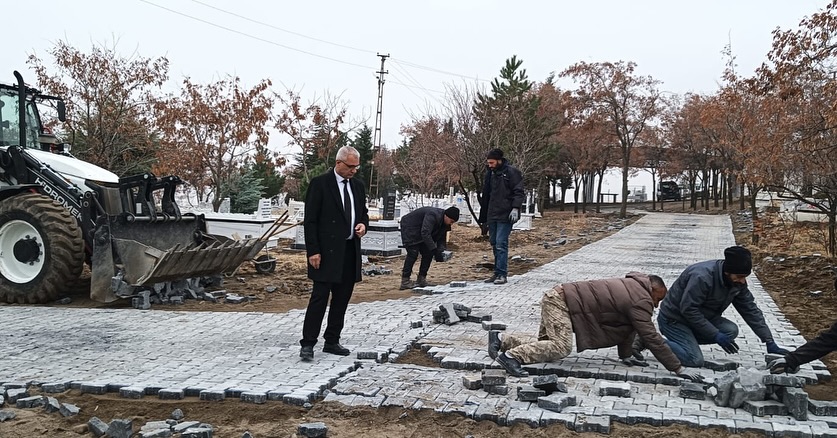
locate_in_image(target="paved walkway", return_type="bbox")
[1,212,835,435]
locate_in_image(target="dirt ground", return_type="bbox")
[2,205,836,437]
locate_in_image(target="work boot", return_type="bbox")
[493,276,508,285]
[496,352,529,377]
[484,274,499,283]
[488,330,502,360]
[399,276,414,290]
[416,275,434,288]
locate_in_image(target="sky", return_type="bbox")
[5,0,829,168]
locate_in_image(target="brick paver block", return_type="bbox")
[241,391,267,404]
[119,387,145,399]
[779,387,809,421]
[441,303,460,325]
[575,415,610,433]
[517,385,546,402]
[171,421,200,434]
[59,403,80,417]
[80,383,108,395]
[679,382,706,400]
[507,408,542,427]
[44,396,60,413]
[482,321,507,330]
[199,390,225,401]
[462,374,482,390]
[158,389,184,400]
[742,399,788,417]
[703,359,739,371]
[16,396,44,409]
[763,373,806,388]
[484,384,510,396]
[599,381,631,397]
[298,422,328,438]
[41,382,69,393]
[538,394,576,413]
[481,369,506,386]
[809,399,837,416]
[5,388,26,404]
[87,417,109,437]
[532,375,567,394]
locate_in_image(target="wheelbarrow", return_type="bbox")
[225,211,298,276]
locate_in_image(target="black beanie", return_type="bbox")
[486,148,504,160]
[723,246,752,275]
[444,206,460,222]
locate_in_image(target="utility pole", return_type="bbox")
[369,53,389,202]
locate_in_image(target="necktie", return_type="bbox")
[342,179,352,227]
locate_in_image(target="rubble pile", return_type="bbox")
[431,302,496,327]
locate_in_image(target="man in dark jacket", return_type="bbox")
[769,320,837,374]
[489,273,702,382]
[657,245,789,368]
[478,148,525,285]
[399,206,460,289]
[299,146,369,361]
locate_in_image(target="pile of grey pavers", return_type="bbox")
[677,355,837,422]
[431,302,498,327]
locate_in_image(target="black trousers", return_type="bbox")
[401,244,433,278]
[300,239,356,347]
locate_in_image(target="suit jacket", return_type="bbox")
[304,169,369,283]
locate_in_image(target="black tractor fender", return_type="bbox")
[0,185,41,203]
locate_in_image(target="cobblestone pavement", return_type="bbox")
[1,212,836,435]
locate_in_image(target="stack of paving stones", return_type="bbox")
[87,408,216,438]
[0,382,80,421]
[431,303,494,326]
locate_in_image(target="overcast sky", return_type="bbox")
[6,0,828,160]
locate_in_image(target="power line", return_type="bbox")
[189,0,377,56]
[138,0,371,70]
[148,0,490,83]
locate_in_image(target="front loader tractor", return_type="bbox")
[0,71,266,304]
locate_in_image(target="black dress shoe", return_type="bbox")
[488,330,501,360]
[496,353,529,377]
[322,343,350,356]
[300,345,314,361]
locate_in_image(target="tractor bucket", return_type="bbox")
[89,213,267,303]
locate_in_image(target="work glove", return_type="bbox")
[508,208,520,223]
[676,367,705,383]
[768,357,800,374]
[434,249,445,262]
[766,340,790,355]
[714,332,740,354]
[631,337,645,361]
[619,357,649,367]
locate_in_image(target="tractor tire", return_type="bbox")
[0,193,85,304]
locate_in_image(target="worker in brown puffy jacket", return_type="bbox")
[489,272,702,382]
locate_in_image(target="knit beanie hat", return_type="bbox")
[486,148,504,160]
[723,246,752,275]
[444,206,460,222]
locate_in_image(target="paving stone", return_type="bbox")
[440,303,460,324]
[473,400,511,425]
[481,321,507,330]
[574,415,610,433]
[679,382,706,400]
[59,403,80,417]
[532,375,566,394]
[537,394,576,413]
[158,389,184,400]
[199,390,225,401]
[461,374,482,390]
[181,427,213,438]
[704,359,739,371]
[777,386,809,421]
[16,395,44,409]
[714,371,739,407]
[483,384,509,396]
[772,422,813,437]
[481,369,506,386]
[80,383,108,395]
[743,399,788,417]
[44,396,61,413]
[809,399,837,416]
[517,385,546,402]
[5,387,26,403]
[172,421,201,433]
[466,312,491,322]
[298,422,328,438]
[87,416,109,437]
[598,381,631,397]
[623,411,663,426]
[735,420,774,436]
[764,374,806,388]
[507,408,542,427]
[0,409,15,422]
[41,382,69,393]
[698,417,735,432]
[141,421,172,432]
[108,419,133,438]
[139,429,173,438]
[119,387,145,399]
[661,414,699,427]
[539,411,576,429]
[241,392,267,404]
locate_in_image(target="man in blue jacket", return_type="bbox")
[399,206,459,289]
[478,148,525,285]
[656,246,789,367]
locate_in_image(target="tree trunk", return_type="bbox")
[620,162,629,219]
[651,173,657,211]
[595,171,605,214]
[739,181,746,210]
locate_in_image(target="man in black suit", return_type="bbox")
[300,146,369,361]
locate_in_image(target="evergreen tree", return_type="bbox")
[226,169,265,214]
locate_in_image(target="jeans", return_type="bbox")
[658,312,739,367]
[488,221,513,277]
[401,244,433,278]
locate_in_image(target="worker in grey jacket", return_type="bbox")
[657,246,789,367]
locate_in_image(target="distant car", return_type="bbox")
[657,181,681,201]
